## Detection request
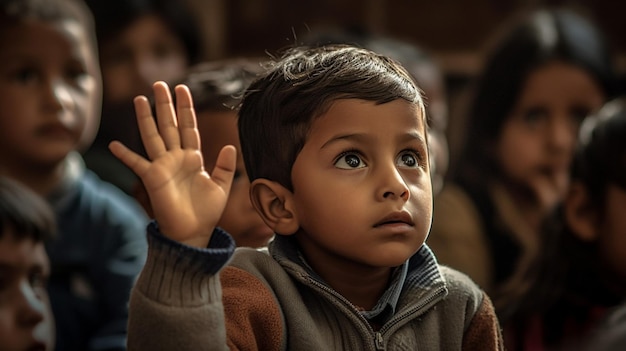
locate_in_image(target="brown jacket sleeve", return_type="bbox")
[222,266,284,351]
[462,293,505,350]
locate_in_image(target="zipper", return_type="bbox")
[304,274,446,350]
[304,276,378,346]
[375,332,385,350]
[378,285,447,335]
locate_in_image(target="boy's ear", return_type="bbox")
[564,181,599,241]
[250,179,299,235]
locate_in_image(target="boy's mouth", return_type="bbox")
[27,340,47,351]
[374,211,414,227]
[37,123,74,139]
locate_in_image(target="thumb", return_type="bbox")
[211,145,237,192]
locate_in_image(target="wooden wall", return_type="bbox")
[186,0,626,76]
[184,0,626,164]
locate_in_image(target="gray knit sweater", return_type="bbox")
[128,223,504,350]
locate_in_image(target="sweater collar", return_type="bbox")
[268,235,445,319]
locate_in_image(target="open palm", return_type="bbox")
[110,82,236,248]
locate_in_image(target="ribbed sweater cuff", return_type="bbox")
[135,221,235,307]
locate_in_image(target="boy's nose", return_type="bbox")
[17,282,46,328]
[46,79,75,112]
[547,115,577,155]
[378,165,410,202]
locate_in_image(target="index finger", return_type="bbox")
[134,95,167,160]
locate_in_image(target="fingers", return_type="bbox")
[134,82,201,161]
[175,85,201,151]
[109,141,152,177]
[134,95,167,160]
[153,81,181,150]
[211,145,237,192]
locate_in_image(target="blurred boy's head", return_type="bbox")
[0,0,102,164]
[189,59,273,248]
[0,176,56,351]
[85,0,201,108]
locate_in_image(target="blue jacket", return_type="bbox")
[46,154,148,351]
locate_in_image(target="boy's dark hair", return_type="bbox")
[177,58,265,113]
[238,44,424,190]
[0,0,96,48]
[303,27,441,128]
[85,0,202,64]
[0,176,56,242]
[453,7,619,186]
[0,0,86,23]
[574,97,626,201]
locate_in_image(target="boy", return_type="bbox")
[0,0,149,349]
[111,45,504,350]
[0,176,56,351]
[134,58,274,248]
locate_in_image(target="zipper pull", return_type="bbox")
[375,332,385,350]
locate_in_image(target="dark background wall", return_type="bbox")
[187,0,626,74]
[184,0,626,162]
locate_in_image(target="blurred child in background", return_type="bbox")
[0,176,56,351]
[83,0,203,194]
[0,0,148,349]
[428,7,620,305]
[500,97,626,350]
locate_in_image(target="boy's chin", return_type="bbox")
[367,246,423,267]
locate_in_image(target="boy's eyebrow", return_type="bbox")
[401,131,427,145]
[321,131,427,149]
[320,133,364,149]
[0,262,17,273]
[0,260,46,272]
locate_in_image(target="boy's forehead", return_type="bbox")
[0,19,95,58]
[56,19,97,60]
[310,98,427,139]
[322,98,425,122]
[0,229,46,263]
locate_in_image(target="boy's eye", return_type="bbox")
[29,270,48,294]
[569,106,591,125]
[65,60,91,87]
[13,67,40,84]
[66,68,87,82]
[520,107,547,127]
[335,153,366,169]
[396,151,419,168]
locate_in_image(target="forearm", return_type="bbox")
[127,222,235,351]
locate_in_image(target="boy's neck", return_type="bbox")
[326,268,392,311]
[302,250,394,311]
[0,157,70,197]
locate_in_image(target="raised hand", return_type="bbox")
[109,81,236,248]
